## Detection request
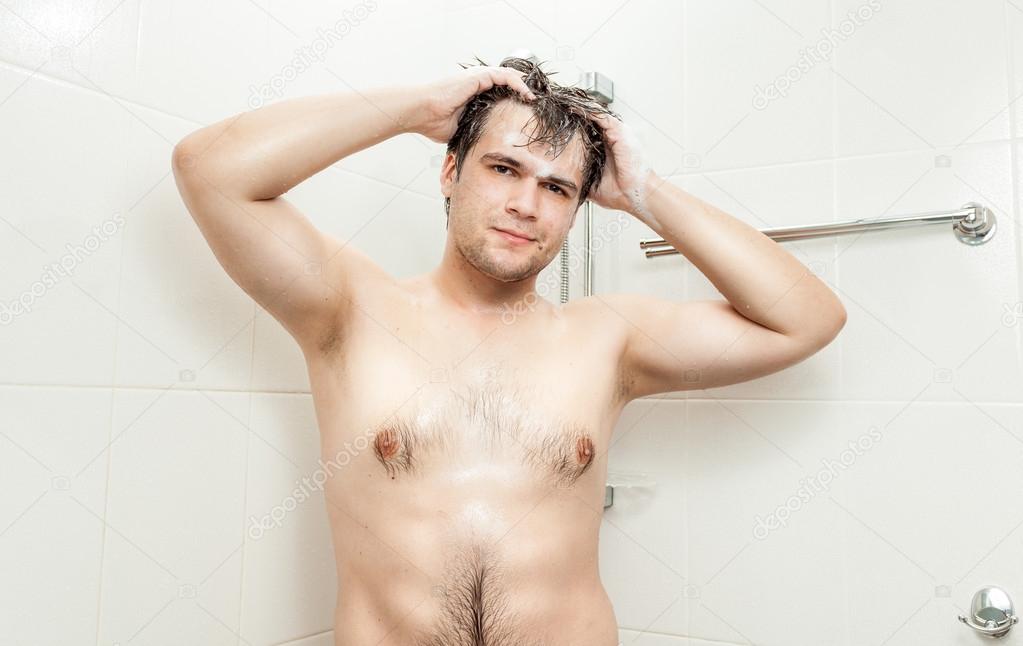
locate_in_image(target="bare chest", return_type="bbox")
[306,293,626,489]
[364,379,602,489]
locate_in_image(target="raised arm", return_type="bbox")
[170,64,538,354]
[586,112,847,401]
[169,86,422,352]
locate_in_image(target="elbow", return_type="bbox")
[171,138,224,198]
[814,289,847,343]
[835,305,848,330]
[171,137,203,178]
[172,128,222,178]
[793,304,847,351]
[831,301,848,335]
[171,135,253,200]
[170,142,206,213]
[171,140,195,181]
[816,305,847,348]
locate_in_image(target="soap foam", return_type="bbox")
[615,120,655,223]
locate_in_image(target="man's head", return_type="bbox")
[439,56,619,283]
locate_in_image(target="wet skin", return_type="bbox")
[306,102,629,645]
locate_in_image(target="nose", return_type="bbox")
[504,179,540,220]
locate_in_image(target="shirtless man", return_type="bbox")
[171,57,846,646]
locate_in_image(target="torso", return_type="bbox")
[301,268,631,646]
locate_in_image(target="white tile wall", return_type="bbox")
[0,0,141,98]
[683,0,833,171]
[0,64,127,386]
[1011,4,1023,140]
[114,101,259,391]
[834,141,1022,403]
[0,385,110,644]
[833,0,1010,155]
[605,399,690,635]
[238,393,336,646]
[2,1,1022,645]
[98,389,248,645]
[842,400,1023,646]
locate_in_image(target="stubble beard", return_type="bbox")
[457,228,550,283]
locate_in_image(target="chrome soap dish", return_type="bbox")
[604,471,656,509]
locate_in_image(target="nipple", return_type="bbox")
[575,436,594,468]
[374,428,399,459]
[373,427,403,479]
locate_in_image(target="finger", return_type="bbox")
[506,69,536,100]
[591,112,617,132]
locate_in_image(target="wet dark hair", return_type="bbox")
[443,56,620,222]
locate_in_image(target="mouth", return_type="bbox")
[493,227,535,244]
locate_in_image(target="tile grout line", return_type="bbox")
[1,57,1020,187]
[1004,0,1023,401]
[828,3,853,641]
[0,59,442,200]
[681,1,690,636]
[90,64,136,641]
[2,382,1023,407]
[270,627,335,646]
[828,0,845,410]
[235,300,257,644]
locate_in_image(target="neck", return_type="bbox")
[427,243,546,319]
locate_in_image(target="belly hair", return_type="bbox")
[412,541,550,646]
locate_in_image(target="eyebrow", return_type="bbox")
[479,152,579,196]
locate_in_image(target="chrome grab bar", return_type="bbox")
[639,202,996,257]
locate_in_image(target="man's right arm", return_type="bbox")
[170,86,425,353]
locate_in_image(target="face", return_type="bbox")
[440,100,586,283]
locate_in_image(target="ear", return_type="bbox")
[440,152,457,199]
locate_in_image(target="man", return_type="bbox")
[171,57,845,646]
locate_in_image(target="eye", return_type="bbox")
[492,165,566,196]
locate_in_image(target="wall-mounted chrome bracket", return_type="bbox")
[958,586,1018,637]
[603,471,656,509]
[954,201,997,245]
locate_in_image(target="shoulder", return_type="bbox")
[558,292,634,351]
[561,292,645,325]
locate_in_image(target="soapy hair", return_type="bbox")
[443,56,620,221]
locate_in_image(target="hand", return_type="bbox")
[587,112,656,220]
[411,66,537,144]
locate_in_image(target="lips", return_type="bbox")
[494,227,534,241]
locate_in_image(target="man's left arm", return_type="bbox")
[587,114,847,400]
